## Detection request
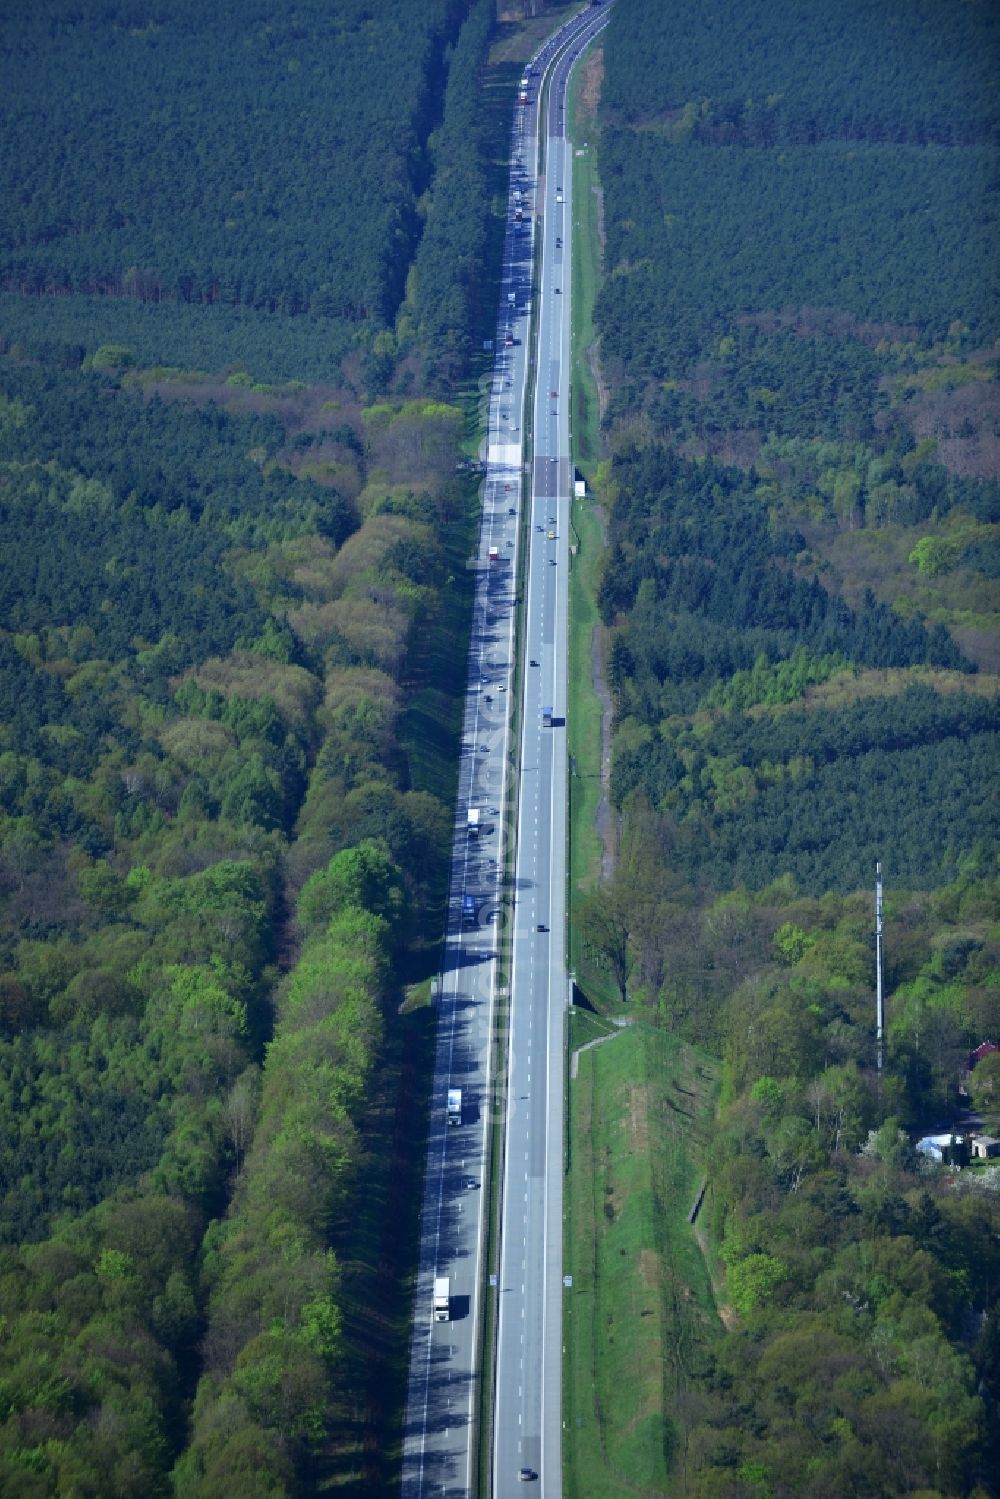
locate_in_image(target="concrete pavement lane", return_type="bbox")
[493,13,613,1499]
[400,43,541,1499]
[402,7,611,1496]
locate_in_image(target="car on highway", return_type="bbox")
[546,528,557,539]
[406,10,619,1486]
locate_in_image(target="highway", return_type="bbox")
[492,13,612,1496]
[401,7,611,1496]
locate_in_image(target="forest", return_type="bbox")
[574,0,1000,1493]
[0,0,500,390]
[595,0,1000,464]
[1,0,459,320]
[602,0,1000,144]
[597,136,998,376]
[0,0,537,1484]
[0,0,510,1459]
[595,436,997,895]
[1,0,997,1489]
[0,319,478,1489]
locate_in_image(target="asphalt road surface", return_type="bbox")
[401,9,612,1496]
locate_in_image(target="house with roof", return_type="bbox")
[916,1133,968,1166]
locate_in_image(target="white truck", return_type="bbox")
[447,1087,462,1125]
[433,1276,450,1321]
[467,807,481,838]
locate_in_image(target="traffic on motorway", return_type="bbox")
[401,7,612,1496]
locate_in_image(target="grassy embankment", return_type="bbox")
[565,1025,721,1497]
[562,47,724,1499]
[487,1,588,71]
[566,52,609,988]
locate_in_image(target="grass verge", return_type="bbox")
[565,35,615,1003]
[488,2,589,68]
[564,1024,721,1498]
[567,492,607,982]
[568,61,604,474]
[562,31,726,1499]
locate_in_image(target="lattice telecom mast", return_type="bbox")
[875,861,884,1073]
